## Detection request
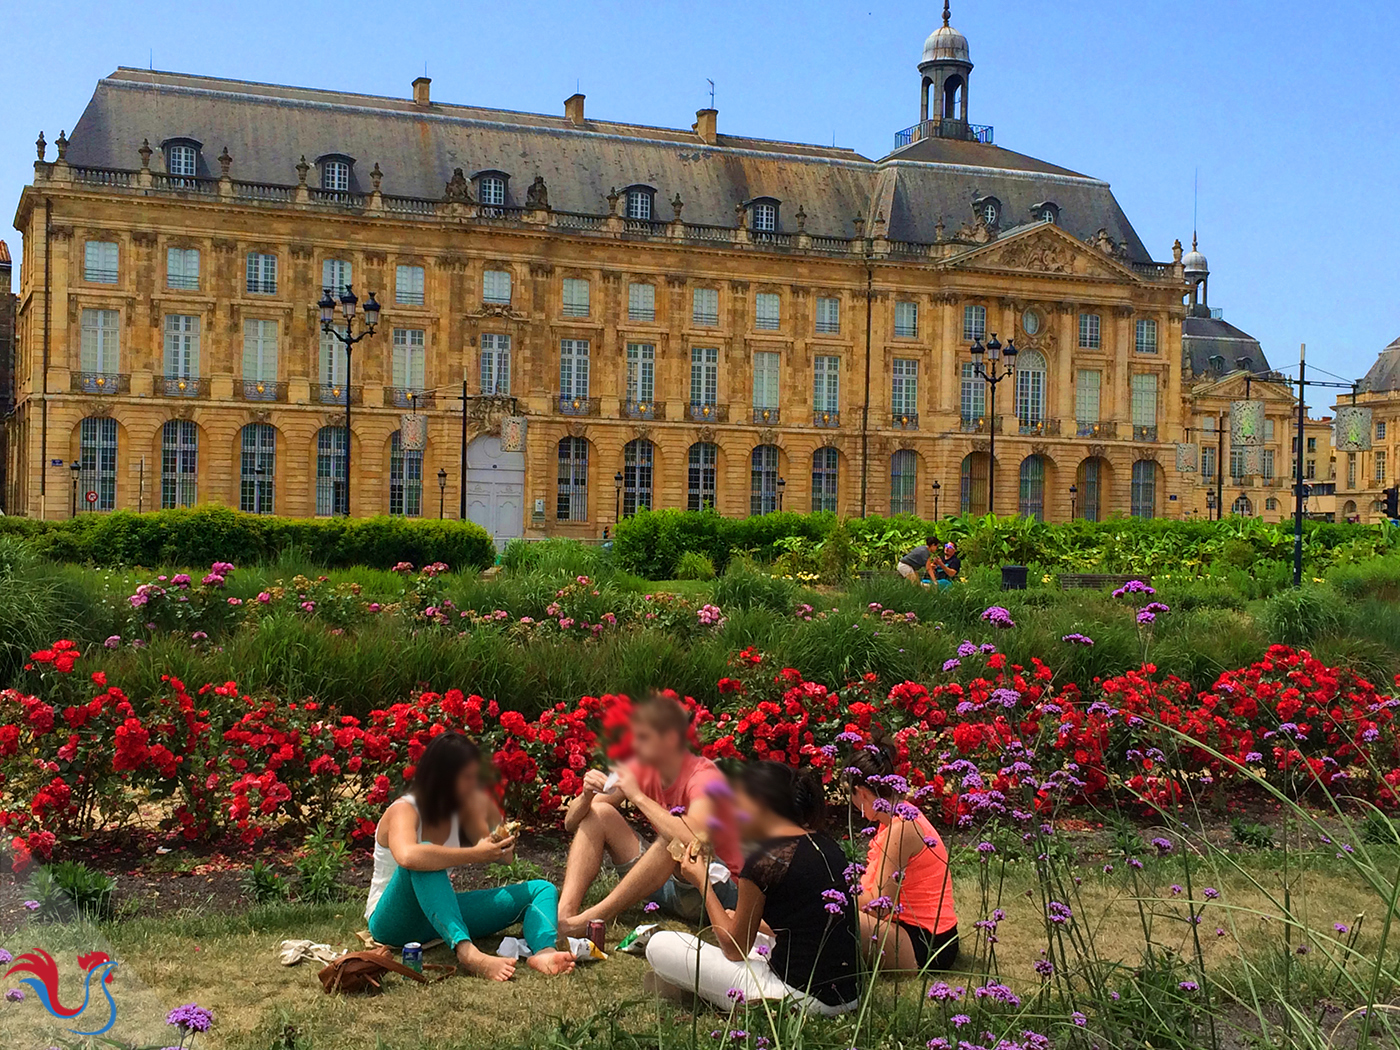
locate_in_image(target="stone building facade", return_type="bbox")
[7,13,1201,539]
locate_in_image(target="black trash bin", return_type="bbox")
[1001,564,1028,591]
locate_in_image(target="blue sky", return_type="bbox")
[6,0,1396,384]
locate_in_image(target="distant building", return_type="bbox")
[0,240,14,512]
[1342,336,1400,522]
[7,7,1197,530]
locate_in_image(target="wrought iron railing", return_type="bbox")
[893,119,995,149]
[622,400,664,420]
[891,412,919,430]
[752,406,781,425]
[960,416,1002,434]
[686,402,728,423]
[1019,418,1061,437]
[242,379,287,402]
[71,372,130,394]
[557,394,600,416]
[813,409,841,428]
[385,388,435,409]
[162,375,209,398]
[1133,424,1159,443]
[315,383,362,406]
[1076,420,1117,439]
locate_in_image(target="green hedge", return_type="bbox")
[0,508,498,571]
[613,508,1395,581]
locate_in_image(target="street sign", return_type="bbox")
[85,491,98,504]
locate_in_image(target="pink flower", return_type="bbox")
[256,592,272,604]
[227,597,243,606]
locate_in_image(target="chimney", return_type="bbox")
[412,77,431,107]
[694,108,718,145]
[565,93,586,126]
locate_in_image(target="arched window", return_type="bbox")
[479,174,506,208]
[1019,455,1045,520]
[1015,349,1047,433]
[161,419,198,509]
[623,439,654,517]
[942,74,964,119]
[79,416,118,512]
[812,448,839,512]
[625,187,653,220]
[316,426,348,516]
[240,423,275,515]
[1265,497,1279,511]
[1037,202,1059,225]
[890,449,917,515]
[1342,499,1358,519]
[389,431,423,517]
[688,442,717,511]
[1131,460,1157,519]
[751,445,779,515]
[557,437,589,521]
[1231,494,1253,517]
[1078,457,1104,522]
[960,452,989,516]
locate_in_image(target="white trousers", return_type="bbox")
[645,931,857,1017]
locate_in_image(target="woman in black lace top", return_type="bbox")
[644,762,861,1015]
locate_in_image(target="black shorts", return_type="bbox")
[898,922,959,971]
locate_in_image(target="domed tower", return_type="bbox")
[920,0,973,131]
[1183,233,1210,317]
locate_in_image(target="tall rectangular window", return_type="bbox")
[752,351,780,410]
[693,287,719,326]
[396,264,425,305]
[1075,369,1101,425]
[163,314,200,378]
[1131,373,1158,427]
[1379,421,1388,441]
[161,419,199,509]
[1202,446,1217,478]
[815,297,841,334]
[483,269,512,304]
[1348,453,1358,489]
[389,432,423,518]
[751,446,779,515]
[1078,313,1101,349]
[890,449,917,515]
[321,258,352,294]
[811,447,839,512]
[240,423,275,514]
[246,252,278,295]
[557,437,589,521]
[813,355,840,413]
[1377,450,1388,483]
[562,277,590,317]
[84,241,118,283]
[242,319,278,397]
[480,333,511,394]
[1230,447,1248,481]
[626,343,656,403]
[80,308,120,374]
[320,329,345,387]
[560,339,590,398]
[755,292,781,330]
[166,247,200,290]
[688,443,717,511]
[960,362,985,423]
[963,304,986,342]
[891,359,918,418]
[1135,318,1159,354]
[1263,448,1277,480]
[79,417,118,512]
[628,282,656,322]
[894,301,918,338]
[690,347,719,406]
[392,329,426,393]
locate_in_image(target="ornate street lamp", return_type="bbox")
[614,470,624,525]
[69,461,82,518]
[318,284,380,516]
[1069,483,1078,521]
[932,479,941,520]
[777,476,787,512]
[967,333,1017,516]
[437,467,448,519]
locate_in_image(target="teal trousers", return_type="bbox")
[368,868,559,953]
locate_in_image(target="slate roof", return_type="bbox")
[61,67,1153,260]
[1360,337,1400,393]
[1182,314,1271,377]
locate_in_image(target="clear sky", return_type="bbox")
[6,0,1396,384]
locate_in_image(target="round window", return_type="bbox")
[1022,309,1041,336]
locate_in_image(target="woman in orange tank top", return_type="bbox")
[847,742,959,974]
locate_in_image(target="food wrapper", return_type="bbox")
[496,936,605,961]
[667,829,712,864]
[616,924,659,955]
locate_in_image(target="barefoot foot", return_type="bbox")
[527,949,577,976]
[456,943,516,981]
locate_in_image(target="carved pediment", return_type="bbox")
[951,226,1137,282]
[566,421,588,439]
[467,304,528,322]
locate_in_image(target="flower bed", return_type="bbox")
[3,610,1398,872]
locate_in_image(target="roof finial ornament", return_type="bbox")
[942,0,951,27]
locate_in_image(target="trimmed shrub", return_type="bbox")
[711,562,802,613]
[0,508,497,572]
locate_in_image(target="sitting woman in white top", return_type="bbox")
[645,762,862,1015]
[365,731,575,980]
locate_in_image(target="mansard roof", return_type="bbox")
[62,67,1153,262]
[1182,314,1272,378]
[1360,336,1400,393]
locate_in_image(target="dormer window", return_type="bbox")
[1035,202,1059,225]
[479,174,506,207]
[625,186,654,220]
[161,138,203,186]
[322,160,350,191]
[751,199,780,233]
[974,196,1000,228]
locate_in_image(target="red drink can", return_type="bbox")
[586,919,607,950]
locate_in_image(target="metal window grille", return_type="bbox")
[79,416,118,512]
[751,445,779,515]
[315,427,348,516]
[688,442,717,511]
[240,423,276,514]
[557,437,589,521]
[160,419,198,509]
[890,449,917,514]
[811,447,839,512]
[1131,461,1157,518]
[1018,455,1045,520]
[389,431,423,517]
[623,439,653,517]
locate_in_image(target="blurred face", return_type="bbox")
[454,760,480,807]
[630,720,684,768]
[733,782,777,839]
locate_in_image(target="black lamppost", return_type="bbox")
[932,479,941,520]
[318,284,380,516]
[437,467,448,519]
[614,470,624,525]
[968,334,1017,516]
[777,476,787,512]
[1069,483,1078,521]
[69,461,81,518]
[1206,489,1216,519]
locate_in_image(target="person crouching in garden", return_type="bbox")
[896,536,939,587]
[557,694,742,936]
[846,741,959,973]
[930,541,962,589]
[645,761,862,1015]
[365,731,576,980]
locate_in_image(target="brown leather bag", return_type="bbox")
[317,947,453,995]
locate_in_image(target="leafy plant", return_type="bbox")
[242,858,291,904]
[25,860,117,921]
[485,856,545,883]
[1230,816,1275,850]
[292,826,351,904]
[674,551,716,581]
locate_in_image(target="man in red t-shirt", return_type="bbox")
[557,695,741,935]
